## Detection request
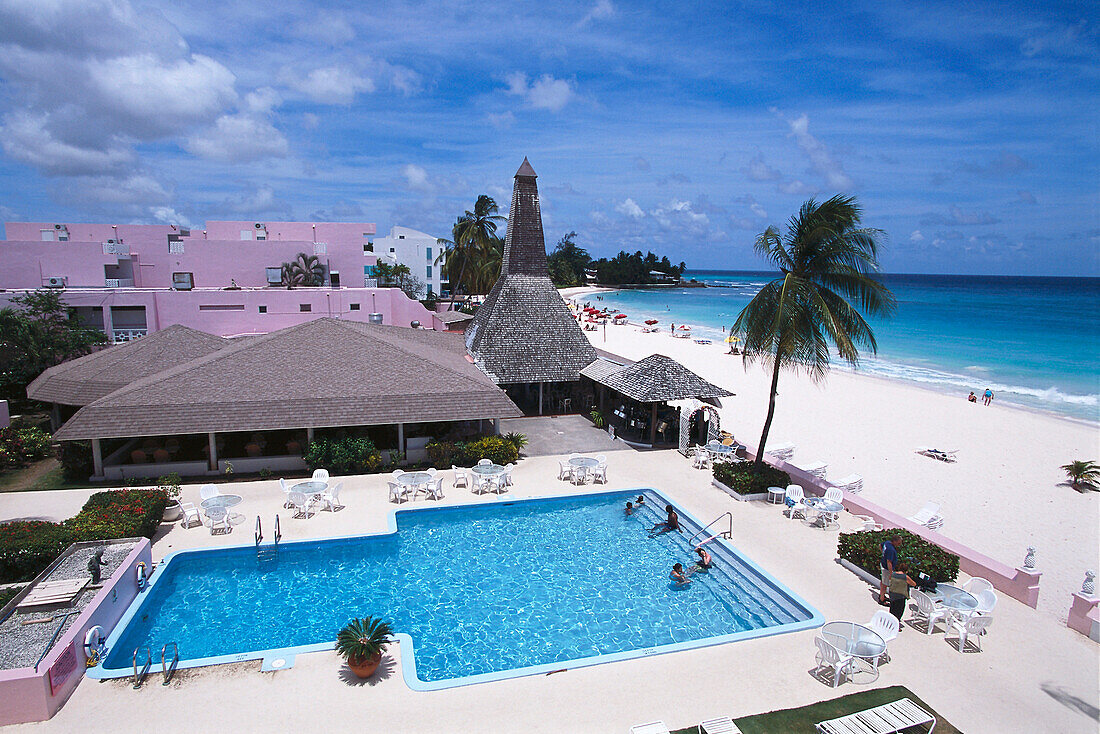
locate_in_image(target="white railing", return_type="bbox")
[104,278,135,288]
[168,241,185,254]
[363,277,378,287]
[313,242,327,255]
[111,328,148,342]
[102,242,130,255]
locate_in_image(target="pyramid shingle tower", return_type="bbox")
[465,158,598,383]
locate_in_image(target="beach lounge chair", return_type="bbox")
[699,716,741,734]
[963,577,994,596]
[917,447,957,462]
[784,485,806,520]
[946,613,992,652]
[312,469,330,482]
[766,442,795,461]
[910,589,951,634]
[388,480,408,504]
[180,502,202,529]
[816,698,935,734]
[813,636,854,687]
[320,482,343,511]
[199,484,220,500]
[629,722,670,734]
[866,610,899,662]
[907,502,944,530]
[833,473,864,493]
[800,460,828,480]
[452,466,468,488]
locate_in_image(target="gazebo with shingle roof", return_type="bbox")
[464,158,598,413]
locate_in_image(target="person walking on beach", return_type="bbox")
[968,391,977,403]
[878,534,901,605]
[983,388,994,405]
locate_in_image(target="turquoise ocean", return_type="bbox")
[586,271,1100,424]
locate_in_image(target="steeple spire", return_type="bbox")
[501,156,547,277]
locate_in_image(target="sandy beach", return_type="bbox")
[569,290,1100,621]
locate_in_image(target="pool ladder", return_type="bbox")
[688,512,732,548]
[161,642,179,685]
[132,647,151,689]
[255,515,281,561]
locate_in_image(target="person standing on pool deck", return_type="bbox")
[983,388,994,405]
[879,534,900,605]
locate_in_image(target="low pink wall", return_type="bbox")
[740,444,1043,608]
[1067,593,1099,641]
[0,538,151,725]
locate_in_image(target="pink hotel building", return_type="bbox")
[0,220,449,339]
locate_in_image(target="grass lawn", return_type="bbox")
[0,459,101,493]
[671,686,958,733]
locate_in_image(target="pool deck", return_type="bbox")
[0,450,1097,733]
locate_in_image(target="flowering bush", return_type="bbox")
[0,426,52,472]
[0,489,168,583]
[426,436,519,467]
[837,528,960,583]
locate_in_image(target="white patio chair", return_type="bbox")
[557,460,573,481]
[692,447,711,469]
[279,478,296,508]
[321,482,343,511]
[426,467,437,476]
[907,502,943,529]
[288,491,314,518]
[205,506,230,534]
[180,502,202,529]
[571,465,589,485]
[946,613,992,652]
[425,476,445,500]
[698,716,739,734]
[852,514,882,532]
[629,722,670,734]
[477,458,491,466]
[823,487,844,504]
[199,484,220,500]
[833,473,863,493]
[958,589,997,622]
[813,636,853,687]
[502,463,515,487]
[470,473,487,494]
[866,610,899,662]
[963,577,994,596]
[785,485,806,520]
[311,469,329,482]
[388,480,409,504]
[910,589,951,634]
[452,466,468,488]
[592,456,608,484]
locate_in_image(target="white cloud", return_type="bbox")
[244,87,281,114]
[57,174,170,208]
[503,73,575,112]
[750,202,767,218]
[186,113,288,162]
[292,12,356,45]
[0,111,134,176]
[578,0,615,26]
[650,199,709,231]
[487,111,515,129]
[222,185,290,216]
[909,230,924,242]
[615,198,645,218]
[282,65,375,104]
[743,153,782,182]
[85,53,237,126]
[403,164,431,192]
[778,179,816,195]
[150,206,195,229]
[774,110,854,190]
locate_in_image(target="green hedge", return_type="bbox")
[0,489,168,583]
[712,461,790,495]
[426,436,519,467]
[837,528,960,583]
[303,435,383,475]
[0,426,52,473]
[58,441,94,482]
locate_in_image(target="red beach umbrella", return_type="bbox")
[615,313,627,318]
[645,319,659,325]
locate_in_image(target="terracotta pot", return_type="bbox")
[346,651,383,679]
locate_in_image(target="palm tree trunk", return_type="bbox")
[448,258,467,311]
[754,357,783,471]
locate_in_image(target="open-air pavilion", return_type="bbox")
[46,318,521,480]
[581,353,732,448]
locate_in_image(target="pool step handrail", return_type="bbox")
[255,515,263,547]
[161,642,179,685]
[688,512,733,548]
[33,611,79,671]
[132,647,152,689]
[274,514,281,546]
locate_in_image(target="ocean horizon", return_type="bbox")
[583,270,1100,424]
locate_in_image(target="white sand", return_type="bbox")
[584,320,1100,620]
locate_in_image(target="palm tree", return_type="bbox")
[733,195,897,470]
[442,195,505,309]
[1061,460,1100,492]
[289,253,325,286]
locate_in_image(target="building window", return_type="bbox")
[398,235,405,239]
[389,247,395,253]
[58,231,69,242]
[350,303,360,311]
[426,246,432,261]
[40,229,56,241]
[198,304,244,311]
[363,243,374,254]
[172,272,194,290]
[240,230,253,240]
[259,305,267,313]
[426,265,432,279]
[265,267,282,285]
[300,304,311,312]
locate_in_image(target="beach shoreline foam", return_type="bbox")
[567,294,1099,621]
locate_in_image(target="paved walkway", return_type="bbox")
[501,415,629,456]
[0,451,1096,733]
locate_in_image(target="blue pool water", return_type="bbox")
[98,490,820,688]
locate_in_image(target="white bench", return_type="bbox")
[816,697,936,734]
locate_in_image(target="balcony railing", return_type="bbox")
[363,277,378,287]
[102,242,130,256]
[313,242,327,255]
[111,328,148,343]
[104,278,135,288]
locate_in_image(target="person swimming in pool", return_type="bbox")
[670,563,691,586]
[636,495,645,506]
[625,501,634,515]
[693,546,713,572]
[649,505,680,537]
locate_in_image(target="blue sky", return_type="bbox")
[0,0,1096,275]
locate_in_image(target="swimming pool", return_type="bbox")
[92,489,822,689]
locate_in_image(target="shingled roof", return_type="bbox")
[54,318,521,440]
[26,324,231,406]
[591,353,733,403]
[465,158,598,383]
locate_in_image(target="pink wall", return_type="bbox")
[740,443,1045,608]
[0,539,151,725]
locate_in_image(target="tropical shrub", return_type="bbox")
[58,441,94,482]
[1061,459,1099,492]
[425,441,463,467]
[589,410,605,428]
[426,435,520,467]
[304,435,383,475]
[712,461,790,496]
[502,432,528,453]
[0,426,52,472]
[336,616,394,664]
[0,521,73,583]
[837,528,959,583]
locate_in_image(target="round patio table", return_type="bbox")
[928,584,978,612]
[200,494,243,510]
[821,621,886,679]
[568,457,600,469]
[470,464,506,476]
[291,480,327,496]
[396,471,433,487]
[767,486,786,505]
[470,463,506,493]
[706,443,735,458]
[803,496,843,528]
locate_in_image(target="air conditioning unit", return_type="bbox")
[45,276,65,288]
[106,239,117,244]
[54,223,64,230]
[254,222,265,230]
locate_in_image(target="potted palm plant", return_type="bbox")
[336,617,394,678]
[158,473,183,521]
